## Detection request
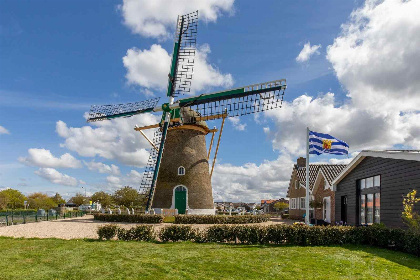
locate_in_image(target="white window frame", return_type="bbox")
[300,197,305,209]
[291,198,296,209]
[178,166,185,176]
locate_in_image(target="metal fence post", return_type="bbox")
[23,214,26,224]
[5,215,8,226]
[47,212,49,221]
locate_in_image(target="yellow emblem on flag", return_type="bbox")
[322,139,333,150]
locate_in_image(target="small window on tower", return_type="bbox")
[178,166,185,176]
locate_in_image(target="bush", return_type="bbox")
[96,222,420,256]
[159,225,199,242]
[93,214,163,223]
[174,214,270,224]
[97,224,119,240]
[117,225,155,241]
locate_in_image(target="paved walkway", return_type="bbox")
[0,215,292,240]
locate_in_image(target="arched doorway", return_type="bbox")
[174,186,187,214]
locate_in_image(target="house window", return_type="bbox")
[300,197,305,209]
[178,166,185,176]
[360,179,366,189]
[290,198,296,209]
[374,193,380,223]
[295,180,298,189]
[374,175,380,187]
[358,175,381,225]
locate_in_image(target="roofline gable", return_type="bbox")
[332,150,420,188]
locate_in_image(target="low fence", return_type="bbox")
[0,211,87,227]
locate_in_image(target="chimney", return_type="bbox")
[296,157,306,168]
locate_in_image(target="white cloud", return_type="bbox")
[264,93,420,155]
[56,114,159,168]
[123,44,233,95]
[34,168,78,186]
[106,170,143,190]
[228,116,246,131]
[0,125,10,134]
[18,148,82,168]
[119,0,234,39]
[263,0,420,156]
[296,42,321,62]
[326,0,420,112]
[84,161,120,175]
[212,154,294,202]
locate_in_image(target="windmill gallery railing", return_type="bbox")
[0,210,87,227]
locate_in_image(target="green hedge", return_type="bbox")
[96,223,420,256]
[174,214,270,224]
[117,225,155,241]
[93,214,164,223]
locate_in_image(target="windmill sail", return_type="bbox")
[87,97,160,122]
[139,129,162,200]
[170,11,198,97]
[177,79,286,119]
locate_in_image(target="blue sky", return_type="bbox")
[1,0,419,202]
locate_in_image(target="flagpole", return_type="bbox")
[305,127,310,225]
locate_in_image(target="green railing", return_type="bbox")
[0,211,87,226]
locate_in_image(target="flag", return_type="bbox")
[309,130,349,155]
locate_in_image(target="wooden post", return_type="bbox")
[210,111,227,178]
[207,126,216,159]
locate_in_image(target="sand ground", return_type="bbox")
[0,215,293,240]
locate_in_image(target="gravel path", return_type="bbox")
[0,215,293,240]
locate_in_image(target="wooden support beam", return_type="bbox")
[133,113,228,131]
[138,130,158,151]
[210,110,227,178]
[207,126,216,159]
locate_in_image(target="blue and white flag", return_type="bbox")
[309,130,349,155]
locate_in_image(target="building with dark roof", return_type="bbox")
[287,157,346,221]
[332,150,420,228]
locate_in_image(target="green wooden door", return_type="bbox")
[175,188,187,214]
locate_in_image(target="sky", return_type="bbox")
[1,0,419,202]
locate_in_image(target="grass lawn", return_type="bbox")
[0,237,418,280]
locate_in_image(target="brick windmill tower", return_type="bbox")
[86,11,287,215]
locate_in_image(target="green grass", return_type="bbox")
[0,238,419,280]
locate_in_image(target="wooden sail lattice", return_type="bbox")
[139,129,162,198]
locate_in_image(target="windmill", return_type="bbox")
[87,11,287,214]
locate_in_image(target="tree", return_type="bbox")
[72,193,87,206]
[0,188,26,209]
[113,186,142,208]
[402,189,420,233]
[273,201,289,212]
[0,192,9,210]
[51,193,66,205]
[91,191,113,208]
[28,192,57,210]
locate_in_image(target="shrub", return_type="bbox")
[174,214,270,224]
[159,225,198,242]
[117,225,155,241]
[93,214,163,224]
[97,224,119,240]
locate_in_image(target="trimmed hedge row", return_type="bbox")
[174,214,270,224]
[96,224,420,256]
[93,214,164,223]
